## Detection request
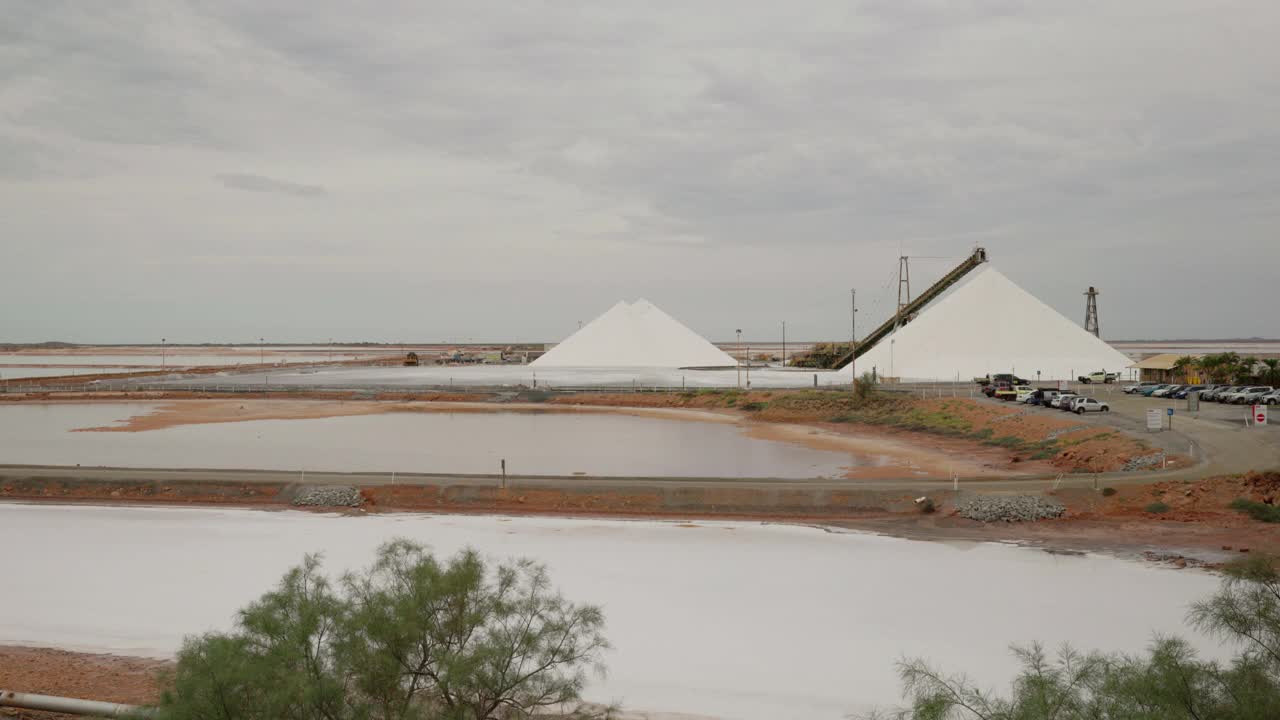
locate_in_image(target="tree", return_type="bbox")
[1238,356,1260,383]
[861,555,1280,719]
[1171,356,1197,383]
[160,541,611,720]
[1260,359,1280,386]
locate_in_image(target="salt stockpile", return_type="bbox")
[842,267,1133,381]
[533,299,736,368]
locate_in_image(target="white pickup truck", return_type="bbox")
[1077,372,1118,384]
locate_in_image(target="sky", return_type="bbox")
[2,1,1278,344]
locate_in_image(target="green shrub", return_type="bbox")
[1230,497,1280,523]
[1145,501,1171,514]
[1101,487,1118,497]
[740,401,768,412]
[158,541,609,720]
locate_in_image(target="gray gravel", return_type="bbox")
[1046,424,1089,441]
[292,485,363,507]
[1122,453,1166,471]
[957,495,1066,522]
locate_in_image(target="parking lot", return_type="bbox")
[978,382,1280,477]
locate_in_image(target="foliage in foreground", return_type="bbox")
[859,555,1280,719]
[1230,497,1280,523]
[160,540,610,720]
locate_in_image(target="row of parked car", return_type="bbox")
[992,385,1110,414]
[1122,382,1279,405]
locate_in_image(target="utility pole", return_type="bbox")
[259,337,265,366]
[781,320,786,368]
[850,289,857,393]
[736,329,742,388]
[161,338,166,369]
[1084,286,1100,337]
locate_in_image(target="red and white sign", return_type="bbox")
[1253,405,1268,426]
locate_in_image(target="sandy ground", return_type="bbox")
[0,646,166,719]
[64,398,1036,480]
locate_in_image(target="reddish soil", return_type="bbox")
[0,479,289,508]
[555,392,1168,473]
[0,646,167,719]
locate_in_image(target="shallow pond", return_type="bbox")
[0,403,861,478]
[0,366,143,379]
[0,504,1222,719]
[160,363,841,389]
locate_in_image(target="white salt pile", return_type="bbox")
[532,299,735,368]
[840,267,1133,382]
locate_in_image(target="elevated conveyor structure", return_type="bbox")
[836,247,988,369]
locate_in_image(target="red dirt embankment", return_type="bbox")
[554,391,1169,473]
[0,646,166,719]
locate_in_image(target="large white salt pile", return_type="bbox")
[533,299,735,368]
[839,266,1132,381]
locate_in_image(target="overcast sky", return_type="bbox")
[3,1,1277,344]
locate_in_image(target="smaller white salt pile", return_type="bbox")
[532,299,735,368]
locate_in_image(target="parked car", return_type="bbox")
[1140,384,1170,397]
[978,373,1030,388]
[1123,381,1159,394]
[1235,386,1275,405]
[1014,386,1035,402]
[1260,390,1280,406]
[983,381,1009,398]
[1222,386,1270,404]
[1152,384,1184,398]
[1190,385,1221,398]
[1027,388,1059,406]
[994,384,1022,401]
[1202,385,1238,401]
[1051,392,1079,409]
[1072,397,1110,414]
[1173,385,1207,399]
[1059,394,1086,411]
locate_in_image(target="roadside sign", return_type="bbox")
[1167,408,1174,416]
[1146,408,1163,432]
[1253,405,1268,426]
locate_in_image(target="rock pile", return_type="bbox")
[292,485,363,507]
[1045,424,1088,441]
[957,495,1065,522]
[1122,453,1165,471]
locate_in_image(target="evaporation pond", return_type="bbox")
[0,504,1224,720]
[0,403,854,477]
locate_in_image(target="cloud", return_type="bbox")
[1,1,1278,342]
[216,173,327,198]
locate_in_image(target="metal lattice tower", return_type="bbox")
[1084,286,1100,337]
[895,256,911,329]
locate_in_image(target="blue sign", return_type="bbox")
[1167,408,1175,416]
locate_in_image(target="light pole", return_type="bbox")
[736,329,742,388]
[161,338,166,369]
[259,338,265,366]
[781,320,786,368]
[850,289,857,394]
